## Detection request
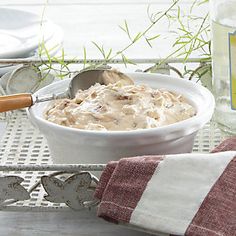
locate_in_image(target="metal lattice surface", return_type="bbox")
[0,110,64,210]
[0,110,226,211]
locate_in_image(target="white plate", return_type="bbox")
[0,23,63,76]
[0,8,56,58]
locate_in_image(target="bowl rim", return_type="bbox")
[27,72,215,137]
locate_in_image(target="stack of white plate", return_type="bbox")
[0,8,63,75]
[0,8,63,140]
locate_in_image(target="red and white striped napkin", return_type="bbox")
[94,138,236,236]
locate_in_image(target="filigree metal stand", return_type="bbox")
[0,164,104,210]
[0,57,219,212]
[0,57,211,81]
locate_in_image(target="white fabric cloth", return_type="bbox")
[130,151,236,235]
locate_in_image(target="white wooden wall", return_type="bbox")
[0,0,205,59]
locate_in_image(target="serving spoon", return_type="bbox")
[0,69,134,112]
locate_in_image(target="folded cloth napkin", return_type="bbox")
[94,138,236,236]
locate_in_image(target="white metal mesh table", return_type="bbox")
[0,109,227,211]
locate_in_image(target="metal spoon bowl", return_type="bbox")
[0,69,133,112]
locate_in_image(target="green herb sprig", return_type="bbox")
[37,0,210,81]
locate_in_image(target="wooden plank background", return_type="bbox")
[0,0,208,60]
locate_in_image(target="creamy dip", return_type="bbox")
[44,81,196,131]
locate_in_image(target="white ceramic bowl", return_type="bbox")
[27,73,215,164]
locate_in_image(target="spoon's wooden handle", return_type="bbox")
[0,94,33,112]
